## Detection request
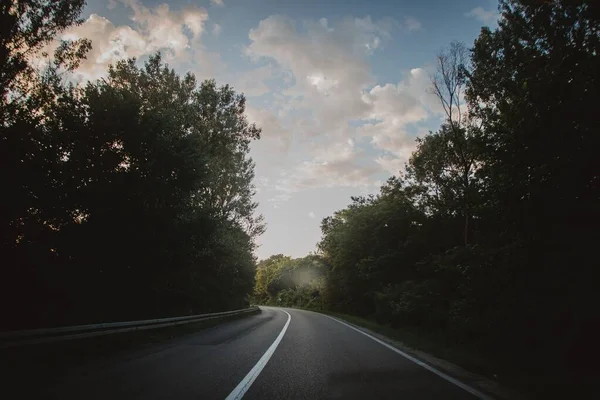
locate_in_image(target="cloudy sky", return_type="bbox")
[69,0,499,260]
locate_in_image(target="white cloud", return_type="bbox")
[272,137,381,199]
[246,15,389,133]
[212,23,222,36]
[123,0,207,43]
[364,75,429,123]
[308,211,316,219]
[246,106,292,153]
[376,155,407,176]
[245,15,440,200]
[256,176,270,186]
[235,64,277,97]
[254,176,270,194]
[211,0,224,6]
[280,157,381,191]
[268,192,292,207]
[59,14,147,80]
[357,67,436,158]
[55,0,209,81]
[245,16,435,140]
[275,158,380,194]
[465,6,499,22]
[404,16,422,32]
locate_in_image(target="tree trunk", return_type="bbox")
[463,167,470,246]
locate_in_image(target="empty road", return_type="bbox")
[7,307,489,399]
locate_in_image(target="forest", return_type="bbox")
[253,0,599,392]
[1,0,264,329]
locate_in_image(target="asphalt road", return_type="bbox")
[10,307,488,399]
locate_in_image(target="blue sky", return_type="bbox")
[71,0,499,259]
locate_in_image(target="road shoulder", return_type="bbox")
[300,308,527,400]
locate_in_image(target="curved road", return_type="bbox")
[28,307,487,399]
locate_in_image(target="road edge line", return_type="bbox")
[322,314,493,400]
[225,309,291,400]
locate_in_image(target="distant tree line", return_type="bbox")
[1,0,264,329]
[252,254,326,309]
[257,0,599,395]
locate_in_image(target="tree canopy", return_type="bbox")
[1,1,263,329]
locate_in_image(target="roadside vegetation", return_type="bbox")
[1,0,264,329]
[254,1,599,397]
[253,254,327,309]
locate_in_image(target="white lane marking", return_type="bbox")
[225,309,291,400]
[322,314,492,400]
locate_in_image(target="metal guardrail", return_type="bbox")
[0,306,259,349]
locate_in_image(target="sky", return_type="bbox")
[69,0,500,260]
